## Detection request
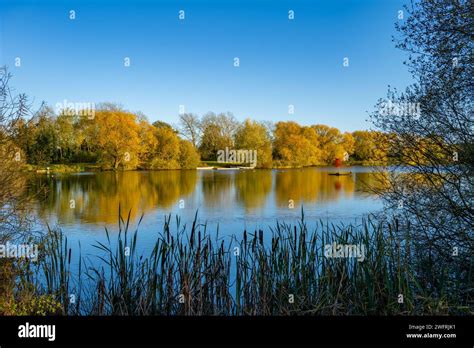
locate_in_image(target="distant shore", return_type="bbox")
[23,161,388,174]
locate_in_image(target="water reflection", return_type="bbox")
[200,171,234,209]
[234,170,272,211]
[29,167,383,225]
[31,171,197,224]
[274,169,356,206]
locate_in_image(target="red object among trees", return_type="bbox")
[334,158,342,167]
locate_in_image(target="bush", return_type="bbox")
[178,140,200,169]
[149,158,180,170]
[1,294,62,316]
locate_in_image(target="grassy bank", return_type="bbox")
[1,209,471,316]
[22,161,389,174]
[22,163,101,173]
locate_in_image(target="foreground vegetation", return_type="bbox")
[1,209,471,316]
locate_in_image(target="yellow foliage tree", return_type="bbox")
[234,119,273,168]
[150,126,181,169]
[138,120,158,166]
[178,139,200,169]
[93,110,141,169]
[274,121,321,167]
[352,130,388,164]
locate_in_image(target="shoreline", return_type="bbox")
[23,161,389,174]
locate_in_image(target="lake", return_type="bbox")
[29,166,385,258]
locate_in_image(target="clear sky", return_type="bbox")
[0,0,413,131]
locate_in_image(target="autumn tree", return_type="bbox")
[352,130,389,164]
[199,112,238,161]
[0,67,30,238]
[137,118,158,166]
[152,120,175,131]
[273,121,321,167]
[150,125,181,169]
[312,124,353,164]
[352,131,374,162]
[341,132,355,160]
[12,117,33,162]
[93,108,142,169]
[178,139,200,169]
[234,119,273,168]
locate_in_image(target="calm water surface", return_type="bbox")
[29,166,384,257]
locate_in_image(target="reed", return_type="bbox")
[10,207,472,316]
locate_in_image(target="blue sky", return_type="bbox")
[0,0,413,131]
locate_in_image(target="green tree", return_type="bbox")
[28,106,58,165]
[55,113,79,162]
